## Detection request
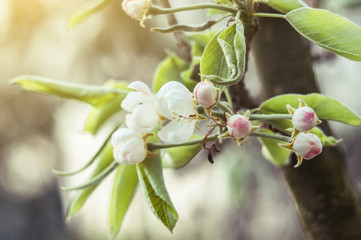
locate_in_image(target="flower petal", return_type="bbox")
[166,89,196,117]
[158,119,196,144]
[121,91,152,112]
[111,128,135,146]
[157,81,191,98]
[128,81,152,96]
[127,104,159,133]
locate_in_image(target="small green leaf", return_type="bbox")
[11,75,127,107]
[200,22,246,85]
[286,7,361,61]
[68,0,114,28]
[66,143,114,220]
[263,0,307,13]
[259,130,291,166]
[137,153,178,233]
[162,135,203,169]
[152,55,189,92]
[109,165,138,239]
[260,93,361,126]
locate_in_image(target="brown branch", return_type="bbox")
[251,4,361,239]
[159,0,192,62]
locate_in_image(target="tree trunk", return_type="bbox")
[251,7,361,240]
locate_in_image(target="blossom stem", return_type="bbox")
[151,14,232,33]
[148,134,219,150]
[60,161,118,191]
[249,114,292,121]
[252,13,286,19]
[216,101,233,114]
[224,88,233,111]
[148,3,237,15]
[250,131,290,142]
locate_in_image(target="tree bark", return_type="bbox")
[251,8,361,240]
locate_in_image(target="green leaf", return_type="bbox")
[263,0,307,13]
[109,165,138,239]
[84,95,125,134]
[286,7,361,61]
[162,135,203,169]
[66,143,114,220]
[188,31,218,57]
[259,130,291,166]
[11,75,127,107]
[200,22,246,85]
[136,154,178,233]
[84,80,129,134]
[260,93,361,126]
[68,0,114,28]
[152,55,189,92]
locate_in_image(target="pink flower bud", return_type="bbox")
[292,132,322,160]
[121,0,148,21]
[194,82,220,108]
[292,106,319,131]
[226,114,252,139]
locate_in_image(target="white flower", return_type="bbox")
[121,81,196,144]
[292,106,320,132]
[193,81,220,109]
[121,0,149,21]
[111,128,146,165]
[292,132,322,160]
[226,114,252,139]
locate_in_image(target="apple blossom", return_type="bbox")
[194,81,220,109]
[120,81,197,144]
[111,128,147,165]
[292,106,320,132]
[292,132,322,160]
[121,0,149,21]
[226,114,252,139]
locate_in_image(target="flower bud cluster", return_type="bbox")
[283,99,323,167]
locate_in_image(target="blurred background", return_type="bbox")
[1,0,361,239]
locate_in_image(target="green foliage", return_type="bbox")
[286,7,361,61]
[152,54,189,92]
[66,143,114,219]
[136,154,178,233]
[162,135,203,169]
[109,165,138,239]
[200,22,246,85]
[309,127,341,146]
[68,0,114,28]
[263,0,307,13]
[259,130,291,166]
[260,93,361,126]
[11,75,127,107]
[84,81,128,134]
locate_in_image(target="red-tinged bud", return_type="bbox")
[292,106,320,132]
[193,81,220,109]
[226,114,252,139]
[292,132,322,160]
